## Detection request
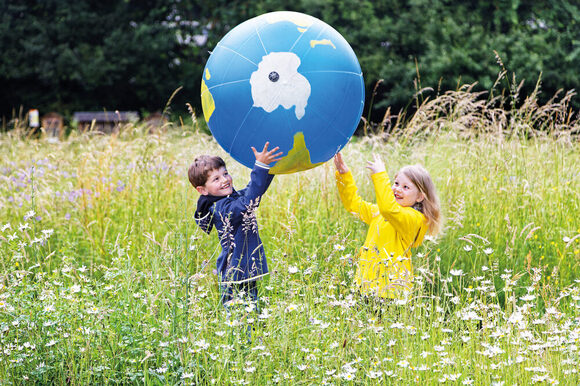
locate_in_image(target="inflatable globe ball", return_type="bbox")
[201,11,364,174]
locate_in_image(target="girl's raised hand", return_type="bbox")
[333,152,349,174]
[366,153,385,174]
[252,142,284,165]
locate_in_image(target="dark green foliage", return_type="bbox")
[0,0,190,119]
[0,0,578,124]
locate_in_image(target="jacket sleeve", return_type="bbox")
[219,162,273,221]
[241,161,274,198]
[335,170,379,225]
[371,171,424,243]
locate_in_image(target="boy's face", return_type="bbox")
[196,167,233,196]
[392,172,424,207]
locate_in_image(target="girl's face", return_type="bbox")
[392,172,424,207]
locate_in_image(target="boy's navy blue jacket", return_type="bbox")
[195,163,273,283]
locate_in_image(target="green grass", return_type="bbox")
[0,113,579,384]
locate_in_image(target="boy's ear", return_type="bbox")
[196,186,208,195]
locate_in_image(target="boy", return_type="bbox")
[188,142,282,306]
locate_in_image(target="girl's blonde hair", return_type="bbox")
[397,165,442,236]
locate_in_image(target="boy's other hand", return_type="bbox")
[333,152,349,174]
[252,142,284,165]
[366,153,386,174]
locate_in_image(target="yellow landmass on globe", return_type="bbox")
[310,39,336,49]
[205,68,211,80]
[201,79,215,123]
[265,12,313,32]
[269,132,322,174]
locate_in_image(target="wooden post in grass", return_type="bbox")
[41,112,64,138]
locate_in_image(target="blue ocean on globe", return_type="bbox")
[201,11,365,174]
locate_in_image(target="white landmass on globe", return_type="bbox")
[264,12,313,29]
[250,52,311,120]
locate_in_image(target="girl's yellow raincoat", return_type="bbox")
[336,170,428,298]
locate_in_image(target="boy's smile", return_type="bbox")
[392,172,423,207]
[198,167,233,196]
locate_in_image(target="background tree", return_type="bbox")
[0,0,187,120]
[1,0,578,127]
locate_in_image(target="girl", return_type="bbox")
[334,152,441,299]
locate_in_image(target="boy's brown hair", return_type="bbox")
[188,155,226,187]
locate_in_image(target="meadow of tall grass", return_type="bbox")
[0,85,579,384]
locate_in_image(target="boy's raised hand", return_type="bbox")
[333,152,349,174]
[366,153,386,174]
[252,142,284,165]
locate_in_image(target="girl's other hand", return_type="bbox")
[366,153,386,174]
[333,152,349,174]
